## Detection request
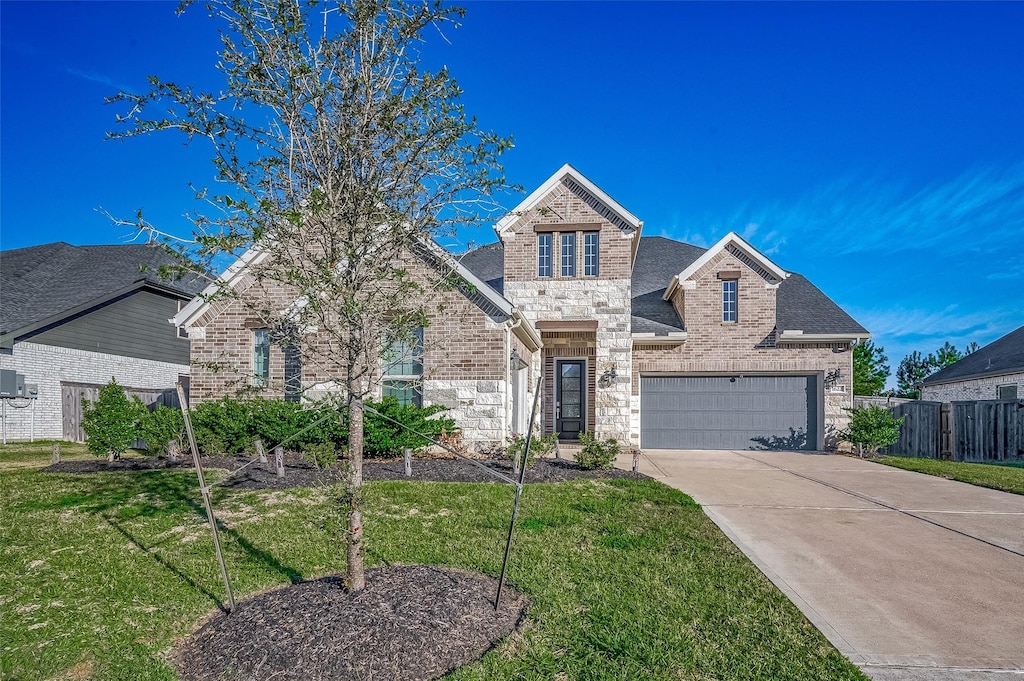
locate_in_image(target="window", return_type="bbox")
[998,384,1018,400]
[583,232,599,276]
[537,234,552,277]
[722,280,737,322]
[383,327,423,407]
[253,328,270,386]
[561,232,576,277]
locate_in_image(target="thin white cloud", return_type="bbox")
[725,163,1024,259]
[64,67,133,94]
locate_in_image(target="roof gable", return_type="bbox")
[663,232,788,301]
[494,164,643,237]
[173,240,516,330]
[922,325,1024,386]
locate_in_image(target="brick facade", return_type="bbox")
[500,179,633,442]
[921,372,1024,402]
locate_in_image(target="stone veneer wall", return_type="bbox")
[500,179,634,444]
[921,372,1024,402]
[0,341,188,441]
[423,379,507,452]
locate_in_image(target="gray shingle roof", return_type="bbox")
[458,235,868,337]
[922,325,1024,385]
[1,242,208,337]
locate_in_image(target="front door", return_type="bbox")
[555,360,586,440]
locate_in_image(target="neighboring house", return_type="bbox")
[173,165,869,452]
[0,242,206,441]
[920,325,1024,402]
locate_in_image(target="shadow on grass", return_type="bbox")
[38,468,307,602]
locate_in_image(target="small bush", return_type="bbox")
[304,442,338,470]
[191,398,251,454]
[137,406,186,457]
[81,378,147,461]
[362,397,456,457]
[575,432,621,470]
[841,405,904,457]
[505,432,559,469]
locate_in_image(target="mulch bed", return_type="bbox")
[41,454,647,489]
[174,564,527,681]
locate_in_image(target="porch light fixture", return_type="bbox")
[510,349,527,371]
[599,366,618,389]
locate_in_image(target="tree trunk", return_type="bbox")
[346,374,365,592]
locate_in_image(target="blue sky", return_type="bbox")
[2,1,1023,386]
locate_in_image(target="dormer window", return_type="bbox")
[583,232,599,276]
[722,280,738,322]
[538,234,552,277]
[561,233,576,277]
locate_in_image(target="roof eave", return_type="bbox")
[777,330,872,342]
[922,366,1024,387]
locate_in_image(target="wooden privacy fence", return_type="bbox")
[882,399,1024,462]
[61,381,181,442]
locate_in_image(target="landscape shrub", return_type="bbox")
[81,378,147,461]
[362,397,456,457]
[575,431,621,470]
[304,442,338,470]
[182,395,450,458]
[841,405,904,457]
[505,431,559,469]
[137,405,186,457]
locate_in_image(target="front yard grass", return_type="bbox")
[878,456,1024,495]
[1,445,866,681]
[0,440,93,470]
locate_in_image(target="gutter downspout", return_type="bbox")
[504,316,524,438]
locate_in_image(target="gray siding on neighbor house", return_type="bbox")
[640,375,818,450]
[24,289,189,364]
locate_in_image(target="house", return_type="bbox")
[0,242,206,441]
[920,325,1024,401]
[173,165,869,452]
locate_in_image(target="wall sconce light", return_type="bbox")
[599,366,618,389]
[824,368,842,389]
[510,349,527,371]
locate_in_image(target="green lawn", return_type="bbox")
[0,440,94,470]
[1,445,866,681]
[878,456,1024,495]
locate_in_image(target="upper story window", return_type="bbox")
[537,234,552,277]
[583,232,599,276]
[383,327,423,407]
[253,328,270,386]
[561,232,576,277]
[722,280,738,322]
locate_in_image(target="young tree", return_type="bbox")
[852,340,889,396]
[927,341,963,370]
[842,405,904,457]
[81,378,146,462]
[109,0,511,591]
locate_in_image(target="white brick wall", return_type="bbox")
[0,341,189,441]
[921,372,1024,402]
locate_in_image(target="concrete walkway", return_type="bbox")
[620,449,1024,681]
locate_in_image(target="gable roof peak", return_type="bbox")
[662,231,789,301]
[494,164,642,237]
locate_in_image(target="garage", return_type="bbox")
[640,375,818,450]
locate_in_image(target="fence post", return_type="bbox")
[255,439,267,464]
[51,443,61,464]
[404,448,412,477]
[274,446,284,478]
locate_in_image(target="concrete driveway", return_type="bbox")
[622,449,1024,681]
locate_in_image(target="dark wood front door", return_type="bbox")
[555,360,586,440]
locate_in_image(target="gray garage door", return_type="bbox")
[641,375,818,450]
